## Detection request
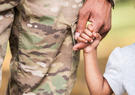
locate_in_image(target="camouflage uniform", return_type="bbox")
[0,0,83,95]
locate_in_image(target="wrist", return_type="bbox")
[83,47,97,54]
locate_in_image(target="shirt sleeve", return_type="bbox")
[103,47,125,95]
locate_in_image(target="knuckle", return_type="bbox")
[79,9,88,18]
[84,31,87,34]
[76,25,83,32]
[86,37,89,40]
[84,29,87,33]
[108,25,112,31]
[97,20,104,26]
[80,33,84,37]
[89,38,92,41]
[78,37,83,41]
[77,37,81,41]
[104,25,111,32]
[79,9,84,15]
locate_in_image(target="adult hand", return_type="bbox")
[73,0,112,51]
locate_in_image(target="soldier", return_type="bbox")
[0,0,114,95]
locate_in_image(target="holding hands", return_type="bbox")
[72,0,114,95]
[73,0,112,51]
[73,22,102,52]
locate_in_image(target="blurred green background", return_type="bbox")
[0,0,135,95]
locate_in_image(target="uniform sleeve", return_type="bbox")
[0,0,20,12]
[0,0,20,87]
[103,47,125,95]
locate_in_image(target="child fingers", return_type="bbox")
[75,32,81,40]
[93,33,102,40]
[87,24,93,32]
[77,36,88,43]
[80,33,93,43]
[84,29,93,37]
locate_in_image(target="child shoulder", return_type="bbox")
[109,43,135,63]
[111,43,135,54]
[104,43,135,95]
[118,43,135,56]
[110,43,135,63]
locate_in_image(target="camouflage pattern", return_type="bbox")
[0,0,83,95]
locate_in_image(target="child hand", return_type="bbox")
[75,24,94,44]
[84,32,102,53]
[73,22,99,51]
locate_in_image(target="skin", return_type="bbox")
[82,30,113,95]
[74,0,114,93]
[73,0,112,51]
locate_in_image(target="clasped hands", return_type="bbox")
[72,0,112,51]
[73,23,102,52]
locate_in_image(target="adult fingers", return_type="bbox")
[76,8,90,33]
[90,18,104,33]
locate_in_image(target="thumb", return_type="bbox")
[73,42,88,51]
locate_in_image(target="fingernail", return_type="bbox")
[91,40,93,43]
[85,40,88,43]
[93,33,96,36]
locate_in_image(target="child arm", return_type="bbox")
[83,33,113,95]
